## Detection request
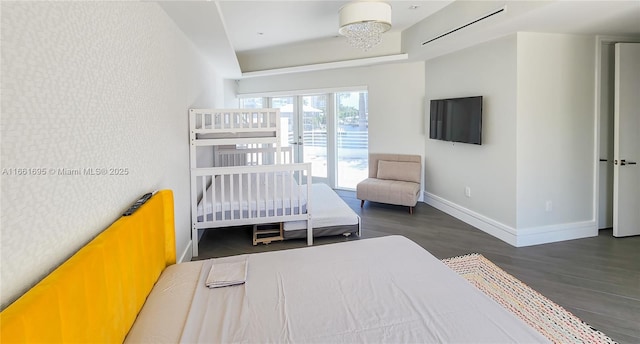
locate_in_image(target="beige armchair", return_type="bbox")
[356,153,422,214]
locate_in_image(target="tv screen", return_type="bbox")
[429,96,482,145]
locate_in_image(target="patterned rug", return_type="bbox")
[442,253,616,344]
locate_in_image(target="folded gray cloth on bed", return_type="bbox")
[205,258,248,288]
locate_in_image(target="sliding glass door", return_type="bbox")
[301,95,329,182]
[270,95,329,183]
[240,91,368,189]
[336,91,368,189]
[270,96,295,151]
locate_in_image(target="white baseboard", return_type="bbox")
[423,192,598,247]
[178,239,193,263]
[516,221,597,247]
[424,192,518,245]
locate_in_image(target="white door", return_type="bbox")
[613,43,640,237]
[271,95,330,184]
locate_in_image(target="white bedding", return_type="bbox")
[126,236,549,343]
[197,172,307,221]
[283,183,359,231]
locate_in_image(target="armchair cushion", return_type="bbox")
[376,160,421,184]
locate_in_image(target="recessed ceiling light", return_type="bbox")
[409,5,420,10]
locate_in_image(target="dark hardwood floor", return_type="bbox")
[195,190,640,344]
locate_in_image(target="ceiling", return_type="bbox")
[160,1,640,79]
[218,1,453,52]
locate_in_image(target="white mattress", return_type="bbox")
[283,183,359,231]
[126,236,549,343]
[197,172,307,220]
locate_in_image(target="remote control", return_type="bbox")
[123,192,153,216]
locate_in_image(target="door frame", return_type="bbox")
[592,35,640,232]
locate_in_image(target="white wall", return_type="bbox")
[515,32,596,233]
[423,32,598,246]
[237,61,426,160]
[224,79,240,108]
[424,34,518,230]
[0,2,221,308]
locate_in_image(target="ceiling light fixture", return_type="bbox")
[338,2,392,51]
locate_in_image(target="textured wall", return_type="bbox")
[1,2,219,308]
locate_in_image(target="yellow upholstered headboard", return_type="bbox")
[0,190,176,343]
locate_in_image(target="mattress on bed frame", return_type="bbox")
[283,183,359,238]
[125,236,548,343]
[283,224,359,239]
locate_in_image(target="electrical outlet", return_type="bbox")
[465,186,471,198]
[545,201,553,212]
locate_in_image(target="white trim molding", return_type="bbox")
[424,192,598,247]
[424,192,518,245]
[179,239,193,263]
[241,54,408,79]
[516,221,597,247]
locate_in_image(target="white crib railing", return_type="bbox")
[190,163,312,256]
[215,146,293,166]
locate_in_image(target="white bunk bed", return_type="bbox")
[190,108,361,256]
[190,108,312,257]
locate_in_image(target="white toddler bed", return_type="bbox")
[126,236,549,343]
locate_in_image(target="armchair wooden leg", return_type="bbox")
[360,200,365,208]
[409,206,413,215]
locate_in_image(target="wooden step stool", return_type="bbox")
[253,222,283,245]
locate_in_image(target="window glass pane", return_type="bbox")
[271,97,294,148]
[302,95,327,179]
[239,97,263,109]
[336,91,368,189]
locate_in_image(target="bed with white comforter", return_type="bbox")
[126,236,549,343]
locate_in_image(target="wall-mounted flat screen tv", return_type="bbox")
[429,96,483,145]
